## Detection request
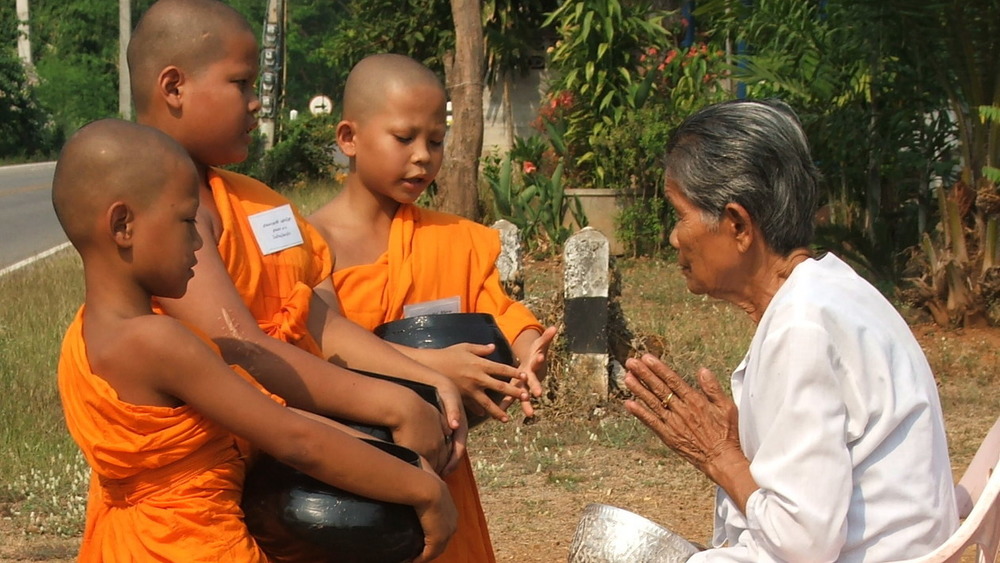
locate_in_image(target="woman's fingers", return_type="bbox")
[623,362,669,412]
[624,356,673,406]
[639,353,698,400]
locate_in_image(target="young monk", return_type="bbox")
[52,119,456,562]
[308,53,558,562]
[126,0,533,476]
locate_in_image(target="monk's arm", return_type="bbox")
[497,327,557,417]
[316,284,538,425]
[138,319,457,558]
[157,228,451,470]
[314,281,531,425]
[309,280,472,434]
[511,326,557,396]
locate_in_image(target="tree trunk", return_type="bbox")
[437,0,484,220]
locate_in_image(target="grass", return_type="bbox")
[1,181,997,560]
[0,250,87,536]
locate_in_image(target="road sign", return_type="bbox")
[309,95,333,115]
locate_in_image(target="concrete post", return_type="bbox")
[118,0,131,120]
[563,227,610,400]
[492,219,523,301]
[16,0,37,85]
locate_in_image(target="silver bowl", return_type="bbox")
[568,503,701,563]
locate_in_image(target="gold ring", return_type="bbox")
[661,392,674,409]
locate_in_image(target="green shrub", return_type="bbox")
[483,138,587,256]
[231,114,341,190]
[615,195,668,257]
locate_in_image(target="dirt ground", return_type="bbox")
[2,260,998,562]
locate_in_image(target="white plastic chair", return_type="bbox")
[894,415,1000,563]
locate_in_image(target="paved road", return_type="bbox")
[0,161,64,272]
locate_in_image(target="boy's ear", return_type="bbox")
[108,202,135,248]
[336,120,358,157]
[158,66,184,110]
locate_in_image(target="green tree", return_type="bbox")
[28,1,141,136]
[699,0,956,283]
[0,11,55,159]
[483,0,560,146]
[298,1,453,106]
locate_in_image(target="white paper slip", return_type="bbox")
[248,204,304,255]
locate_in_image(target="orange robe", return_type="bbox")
[333,203,544,563]
[209,167,332,355]
[334,204,542,343]
[58,306,277,562]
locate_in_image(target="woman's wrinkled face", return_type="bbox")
[665,179,743,299]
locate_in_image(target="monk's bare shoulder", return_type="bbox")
[86,314,207,408]
[306,197,347,244]
[308,197,385,270]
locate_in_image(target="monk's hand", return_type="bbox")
[412,465,458,563]
[390,394,453,475]
[499,326,558,417]
[431,343,529,423]
[433,378,469,476]
[623,354,743,478]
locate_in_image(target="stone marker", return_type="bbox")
[492,219,524,301]
[563,227,610,400]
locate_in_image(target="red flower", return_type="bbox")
[665,49,678,65]
[522,161,538,175]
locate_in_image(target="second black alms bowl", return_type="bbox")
[374,312,517,427]
[242,439,425,563]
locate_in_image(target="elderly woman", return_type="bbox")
[624,99,957,561]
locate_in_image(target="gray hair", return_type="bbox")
[664,99,821,255]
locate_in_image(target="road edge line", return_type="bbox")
[0,242,72,277]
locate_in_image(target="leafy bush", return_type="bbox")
[231,114,341,190]
[536,2,732,255]
[542,0,672,185]
[483,136,587,256]
[615,195,667,258]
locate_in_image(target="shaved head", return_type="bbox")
[128,0,253,113]
[342,54,445,123]
[52,119,192,249]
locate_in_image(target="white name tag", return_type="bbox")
[248,204,304,255]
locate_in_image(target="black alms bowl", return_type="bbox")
[374,313,517,426]
[242,439,424,563]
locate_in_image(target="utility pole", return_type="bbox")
[119,0,132,120]
[259,0,284,150]
[16,0,37,84]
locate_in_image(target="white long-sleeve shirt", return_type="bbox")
[690,253,957,562]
